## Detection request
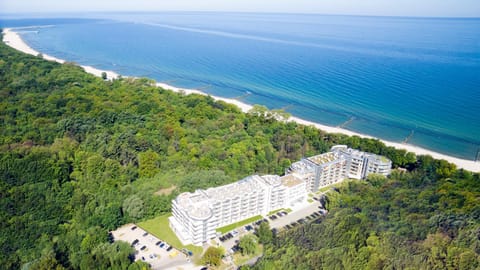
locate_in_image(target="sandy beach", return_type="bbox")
[3,27,479,172]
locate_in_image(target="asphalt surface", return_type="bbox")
[111,224,203,270]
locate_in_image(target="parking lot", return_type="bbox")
[216,198,327,254]
[111,224,203,270]
[269,199,325,230]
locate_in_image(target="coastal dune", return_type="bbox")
[3,27,479,172]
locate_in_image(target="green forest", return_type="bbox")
[0,30,478,269]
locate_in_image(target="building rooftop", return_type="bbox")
[205,175,265,202]
[308,152,340,165]
[289,160,315,173]
[367,154,392,165]
[280,174,303,187]
[259,175,281,186]
[175,191,212,220]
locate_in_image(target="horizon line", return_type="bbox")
[1,10,479,20]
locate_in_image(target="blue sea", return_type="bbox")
[1,12,480,160]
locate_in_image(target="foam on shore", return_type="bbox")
[3,27,479,172]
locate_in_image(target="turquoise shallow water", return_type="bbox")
[1,13,480,160]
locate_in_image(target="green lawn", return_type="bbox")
[216,215,262,234]
[138,214,203,257]
[266,208,292,216]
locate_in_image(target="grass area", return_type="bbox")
[307,198,314,203]
[138,214,203,258]
[266,208,292,216]
[316,186,332,193]
[316,179,358,194]
[216,215,262,234]
[233,245,263,266]
[154,185,177,196]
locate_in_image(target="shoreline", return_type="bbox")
[3,27,479,172]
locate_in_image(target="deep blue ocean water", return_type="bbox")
[1,13,480,160]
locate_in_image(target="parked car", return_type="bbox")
[140,246,146,251]
[131,226,137,230]
[131,239,139,246]
[166,246,173,252]
[159,243,165,248]
[142,232,148,237]
[155,241,162,246]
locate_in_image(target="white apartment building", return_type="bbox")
[170,145,391,245]
[170,175,307,246]
[289,145,392,192]
[331,145,392,179]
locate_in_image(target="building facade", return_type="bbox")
[289,145,392,192]
[170,175,307,246]
[170,145,391,245]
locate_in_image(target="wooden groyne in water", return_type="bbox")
[339,116,355,129]
[403,130,415,144]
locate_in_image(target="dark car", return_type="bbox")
[155,241,162,246]
[131,226,137,230]
[142,232,148,237]
[131,239,139,246]
[166,246,173,252]
[160,243,165,248]
[140,246,146,250]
